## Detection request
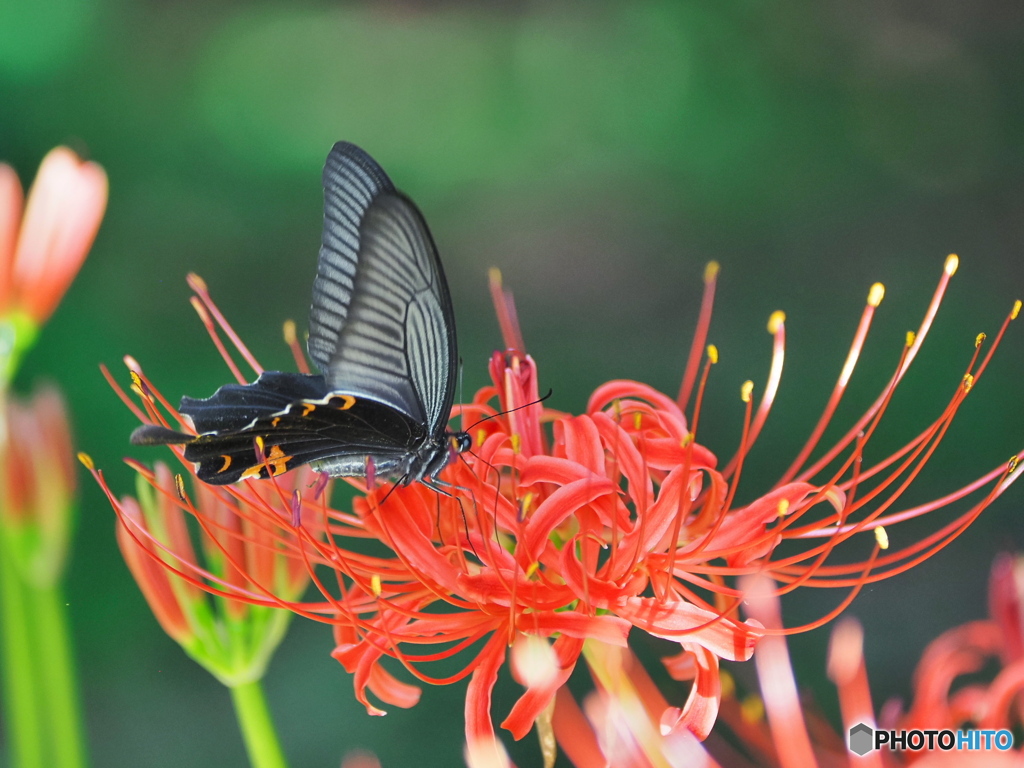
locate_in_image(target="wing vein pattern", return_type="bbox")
[307,142,457,435]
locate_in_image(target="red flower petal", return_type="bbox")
[615,596,762,661]
[465,632,508,741]
[659,643,720,740]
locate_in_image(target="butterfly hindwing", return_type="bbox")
[183,394,427,485]
[179,371,330,434]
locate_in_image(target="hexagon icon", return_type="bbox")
[849,723,874,756]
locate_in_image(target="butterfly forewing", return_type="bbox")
[309,143,458,438]
[308,142,395,376]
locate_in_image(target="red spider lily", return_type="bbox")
[0,147,107,327]
[872,553,1024,763]
[88,256,1022,755]
[0,385,75,585]
[88,453,316,685]
[558,560,1024,768]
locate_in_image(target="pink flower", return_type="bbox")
[0,385,75,585]
[0,146,107,326]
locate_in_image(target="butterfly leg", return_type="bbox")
[421,477,479,561]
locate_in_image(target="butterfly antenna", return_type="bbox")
[463,389,553,433]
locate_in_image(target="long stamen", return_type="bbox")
[283,319,310,374]
[187,272,263,376]
[777,282,884,486]
[488,268,525,353]
[723,311,785,478]
[189,295,246,384]
[793,257,958,484]
[678,261,719,413]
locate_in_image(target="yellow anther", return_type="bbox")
[874,526,889,550]
[704,261,720,283]
[767,310,786,334]
[370,574,382,597]
[944,254,959,275]
[867,282,885,307]
[521,492,535,515]
[1009,456,1019,473]
[975,333,986,348]
[720,670,735,699]
[633,412,643,430]
[255,435,265,453]
[906,331,916,348]
[680,432,693,448]
[962,373,974,392]
[740,694,765,723]
[741,380,754,403]
[77,452,94,470]
[174,474,186,501]
[129,374,152,401]
[475,428,487,447]
[706,344,719,364]
[777,498,790,517]
[525,562,540,579]
[283,319,297,345]
[612,398,622,418]
[1012,300,1022,320]
[510,433,521,454]
[488,267,503,289]
[189,295,210,322]
[186,272,208,292]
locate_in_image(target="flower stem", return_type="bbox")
[33,581,88,768]
[230,680,289,768]
[0,539,45,768]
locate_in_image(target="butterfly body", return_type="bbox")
[132,143,469,487]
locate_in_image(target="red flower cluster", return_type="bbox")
[90,257,1022,753]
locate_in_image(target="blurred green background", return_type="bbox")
[2,0,1024,765]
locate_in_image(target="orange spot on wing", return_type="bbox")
[301,404,316,417]
[266,445,292,477]
[334,395,356,410]
[218,455,233,473]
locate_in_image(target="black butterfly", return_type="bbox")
[132,142,471,487]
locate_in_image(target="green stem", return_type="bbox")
[0,539,44,768]
[230,680,289,768]
[33,582,88,768]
